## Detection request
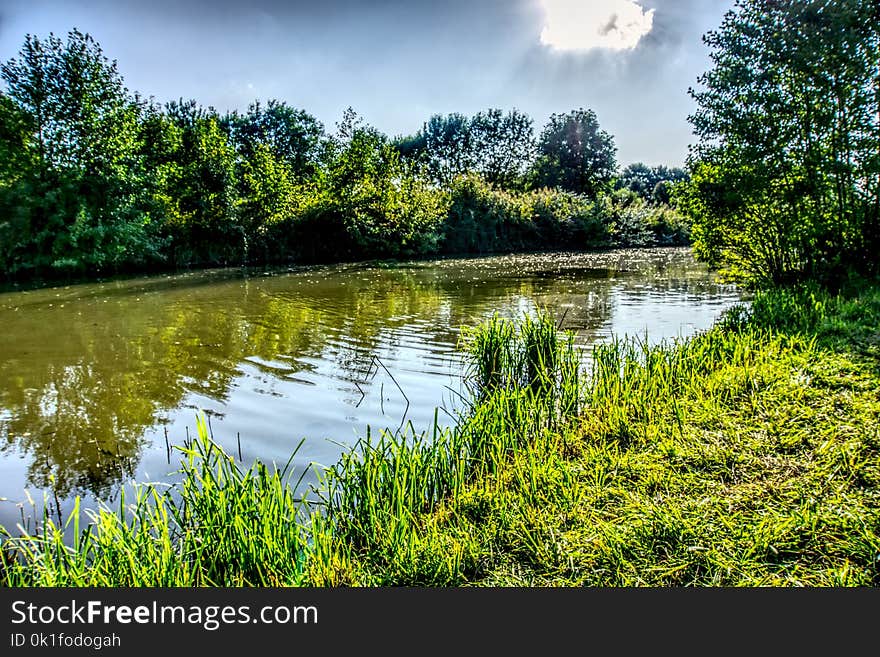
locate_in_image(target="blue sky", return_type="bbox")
[0,0,735,167]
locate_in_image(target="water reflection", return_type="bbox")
[0,248,740,525]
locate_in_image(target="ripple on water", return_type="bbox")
[0,248,742,531]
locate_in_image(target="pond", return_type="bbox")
[0,248,741,531]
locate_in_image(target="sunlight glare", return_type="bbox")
[539,0,655,52]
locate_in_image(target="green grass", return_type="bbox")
[3,283,879,587]
[305,314,581,585]
[1,417,311,586]
[307,283,880,586]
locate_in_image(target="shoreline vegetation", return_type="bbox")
[2,0,879,587]
[1,282,878,586]
[0,29,689,290]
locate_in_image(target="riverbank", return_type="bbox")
[308,280,880,586]
[0,241,680,296]
[3,280,878,586]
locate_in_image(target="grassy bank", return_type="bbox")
[3,283,879,586]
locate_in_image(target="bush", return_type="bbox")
[441,176,618,255]
[527,187,611,249]
[441,174,530,254]
[606,190,690,247]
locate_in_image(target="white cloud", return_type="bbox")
[539,0,655,52]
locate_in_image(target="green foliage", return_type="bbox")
[1,416,310,586]
[412,112,475,185]
[684,0,880,286]
[531,108,618,198]
[1,29,687,283]
[401,109,535,190]
[610,189,691,247]
[0,29,159,276]
[527,186,611,248]
[223,99,324,179]
[617,163,688,203]
[0,92,37,274]
[469,109,535,190]
[235,142,296,262]
[5,284,878,586]
[146,99,238,266]
[289,111,448,262]
[441,174,530,254]
[221,100,325,262]
[441,176,686,255]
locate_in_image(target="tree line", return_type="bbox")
[0,29,687,282]
[680,0,879,286]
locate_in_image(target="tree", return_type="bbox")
[420,112,475,185]
[144,99,237,265]
[618,163,688,202]
[235,142,295,263]
[684,0,880,284]
[299,110,446,260]
[531,108,617,198]
[397,109,536,190]
[1,29,156,275]
[470,108,535,190]
[0,93,37,274]
[219,101,324,263]
[222,99,324,179]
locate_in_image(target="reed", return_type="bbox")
[307,284,880,585]
[462,311,579,413]
[308,312,582,583]
[1,416,311,586]
[3,284,879,587]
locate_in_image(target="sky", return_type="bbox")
[0,0,735,167]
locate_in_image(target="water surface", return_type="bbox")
[0,248,741,530]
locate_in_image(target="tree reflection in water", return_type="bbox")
[0,248,739,514]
